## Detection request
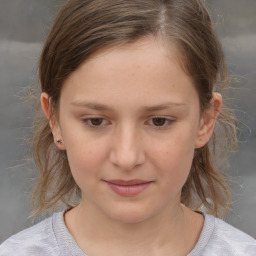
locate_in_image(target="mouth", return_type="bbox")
[103,179,153,196]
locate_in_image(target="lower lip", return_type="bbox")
[105,181,152,196]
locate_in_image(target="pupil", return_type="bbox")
[153,118,165,126]
[91,118,103,126]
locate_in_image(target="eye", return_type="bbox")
[82,117,109,128]
[149,117,174,129]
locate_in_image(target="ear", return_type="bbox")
[41,92,66,150]
[195,93,222,148]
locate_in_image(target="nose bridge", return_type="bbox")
[110,122,145,170]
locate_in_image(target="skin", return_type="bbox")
[41,36,222,256]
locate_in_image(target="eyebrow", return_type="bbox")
[71,100,188,112]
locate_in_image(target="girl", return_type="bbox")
[1,0,255,255]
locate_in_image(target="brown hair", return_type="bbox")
[32,0,237,217]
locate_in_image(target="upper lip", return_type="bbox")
[104,179,152,186]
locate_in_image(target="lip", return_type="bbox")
[104,179,153,196]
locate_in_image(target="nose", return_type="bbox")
[109,124,146,171]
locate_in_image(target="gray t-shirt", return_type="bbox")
[0,211,255,255]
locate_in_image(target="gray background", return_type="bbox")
[0,0,255,243]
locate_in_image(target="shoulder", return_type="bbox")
[0,213,61,256]
[210,216,256,255]
[191,214,256,256]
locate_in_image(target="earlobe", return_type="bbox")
[195,93,222,148]
[40,93,66,150]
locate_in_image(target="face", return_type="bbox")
[43,37,217,224]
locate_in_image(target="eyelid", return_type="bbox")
[147,116,175,129]
[82,116,110,128]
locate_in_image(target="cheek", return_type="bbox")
[156,147,194,197]
[150,129,196,182]
[65,143,107,196]
[64,136,105,181]
[154,129,195,161]
[61,119,104,167]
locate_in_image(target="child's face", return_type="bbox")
[51,37,213,223]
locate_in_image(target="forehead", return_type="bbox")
[61,36,199,112]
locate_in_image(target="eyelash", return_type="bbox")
[81,117,174,130]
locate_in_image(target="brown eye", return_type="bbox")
[82,117,108,128]
[90,118,104,126]
[152,117,167,126]
[149,117,174,129]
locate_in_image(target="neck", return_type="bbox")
[65,200,203,256]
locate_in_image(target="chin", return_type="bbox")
[103,204,155,224]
